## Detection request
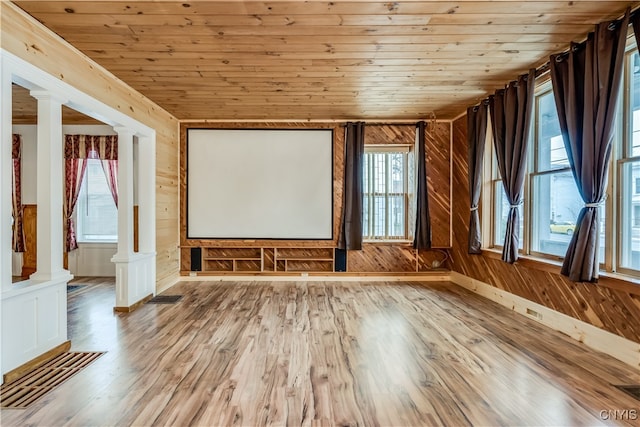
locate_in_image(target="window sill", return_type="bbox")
[480,248,640,295]
[363,240,413,246]
[75,241,118,246]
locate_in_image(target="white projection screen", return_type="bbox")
[187,129,333,239]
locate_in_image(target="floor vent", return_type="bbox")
[614,385,640,401]
[0,352,104,409]
[146,295,183,304]
[67,285,85,292]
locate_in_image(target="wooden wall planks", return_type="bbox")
[2,3,181,291]
[179,121,451,274]
[425,121,451,248]
[20,205,37,277]
[450,115,640,344]
[348,245,417,273]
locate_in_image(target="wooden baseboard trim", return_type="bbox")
[450,271,640,370]
[113,294,154,313]
[3,340,71,384]
[178,273,452,282]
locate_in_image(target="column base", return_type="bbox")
[29,269,73,283]
[111,251,156,309]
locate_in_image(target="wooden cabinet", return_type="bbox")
[274,247,334,272]
[194,246,334,274]
[202,247,263,273]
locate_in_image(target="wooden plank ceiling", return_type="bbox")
[12,1,639,121]
[12,84,103,124]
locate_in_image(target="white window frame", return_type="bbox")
[75,157,118,244]
[528,81,579,260]
[615,42,640,276]
[483,35,640,279]
[362,145,411,242]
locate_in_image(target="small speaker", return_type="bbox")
[190,247,202,271]
[335,248,347,272]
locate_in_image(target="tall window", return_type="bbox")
[529,85,585,258]
[363,146,409,240]
[485,38,640,278]
[619,48,640,272]
[76,158,118,242]
[490,135,523,249]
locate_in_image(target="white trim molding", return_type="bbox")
[451,271,640,371]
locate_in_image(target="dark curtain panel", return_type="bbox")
[338,122,365,250]
[632,11,640,56]
[550,11,629,282]
[413,121,432,249]
[490,69,536,263]
[467,103,488,254]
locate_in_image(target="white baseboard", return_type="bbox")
[156,273,181,294]
[451,271,640,370]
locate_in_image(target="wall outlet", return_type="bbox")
[526,308,543,320]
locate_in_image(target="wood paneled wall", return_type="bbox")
[363,123,451,248]
[2,3,181,291]
[347,245,450,273]
[425,121,451,249]
[180,122,451,274]
[450,115,640,344]
[20,205,37,277]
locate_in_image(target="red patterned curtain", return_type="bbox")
[97,136,118,207]
[11,134,25,252]
[63,134,118,251]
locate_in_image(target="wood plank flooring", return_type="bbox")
[1,278,639,426]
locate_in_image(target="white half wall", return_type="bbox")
[1,279,67,374]
[67,243,116,277]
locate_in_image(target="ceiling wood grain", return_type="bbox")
[12,84,104,125]
[13,1,639,120]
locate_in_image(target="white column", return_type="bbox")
[29,91,71,283]
[111,127,139,308]
[1,55,13,291]
[114,127,135,258]
[137,135,156,254]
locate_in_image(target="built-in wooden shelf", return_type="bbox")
[196,246,335,274]
[201,248,264,273]
[274,248,334,272]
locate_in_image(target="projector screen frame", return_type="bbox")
[185,127,335,241]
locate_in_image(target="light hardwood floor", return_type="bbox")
[1,279,639,426]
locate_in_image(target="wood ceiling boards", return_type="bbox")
[12,83,103,125]
[12,1,639,121]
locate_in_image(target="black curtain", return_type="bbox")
[632,11,640,55]
[413,121,432,249]
[338,122,365,250]
[550,10,629,282]
[489,69,536,263]
[467,103,488,254]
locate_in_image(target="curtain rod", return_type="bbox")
[468,5,637,110]
[534,5,638,79]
